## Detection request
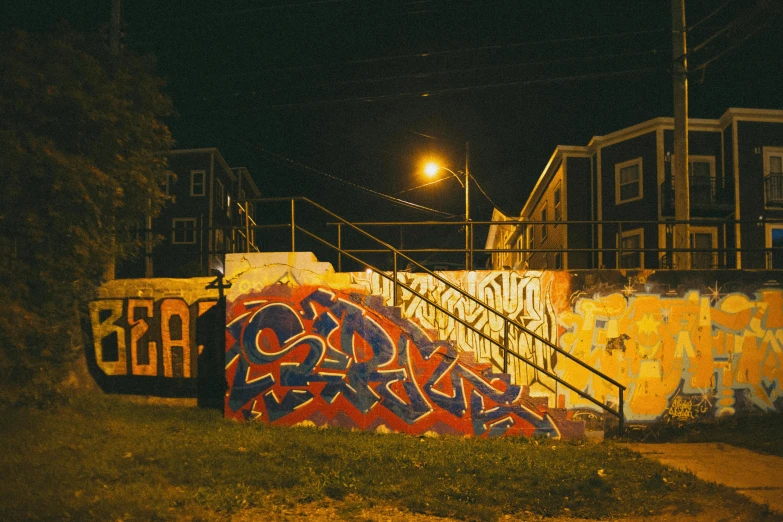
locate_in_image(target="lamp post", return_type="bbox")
[424,141,471,269]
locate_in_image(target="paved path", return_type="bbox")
[621,442,783,514]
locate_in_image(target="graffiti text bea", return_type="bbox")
[89,298,217,378]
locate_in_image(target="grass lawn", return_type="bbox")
[0,392,778,521]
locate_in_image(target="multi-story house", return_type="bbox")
[120,148,261,278]
[486,108,783,270]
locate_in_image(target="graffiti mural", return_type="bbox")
[348,268,783,423]
[559,288,783,422]
[351,270,568,394]
[224,285,582,438]
[86,252,783,429]
[87,296,219,396]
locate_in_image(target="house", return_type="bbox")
[119,148,262,278]
[486,108,783,270]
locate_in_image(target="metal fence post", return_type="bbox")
[503,319,509,373]
[337,223,342,272]
[290,199,295,252]
[244,202,250,253]
[469,221,474,270]
[393,252,399,307]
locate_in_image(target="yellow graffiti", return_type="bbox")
[559,289,783,420]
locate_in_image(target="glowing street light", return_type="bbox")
[423,142,471,269]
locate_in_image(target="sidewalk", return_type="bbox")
[620,442,783,514]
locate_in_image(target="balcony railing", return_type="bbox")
[660,175,734,215]
[765,173,783,207]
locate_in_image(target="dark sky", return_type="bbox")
[5,1,783,232]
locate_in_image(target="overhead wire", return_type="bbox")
[687,0,737,31]
[239,140,458,218]
[199,66,660,112]
[692,20,768,71]
[165,27,668,83]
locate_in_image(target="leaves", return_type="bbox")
[0,27,174,388]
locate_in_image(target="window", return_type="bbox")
[767,224,783,269]
[515,235,524,267]
[615,158,643,204]
[690,226,717,269]
[190,170,205,196]
[526,224,534,263]
[216,179,225,209]
[172,218,196,244]
[764,147,783,207]
[554,183,562,222]
[541,206,548,241]
[226,194,231,217]
[554,251,562,269]
[619,228,643,268]
[678,155,717,206]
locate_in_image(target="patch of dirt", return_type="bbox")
[219,500,778,522]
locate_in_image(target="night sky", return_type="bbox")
[5,1,783,237]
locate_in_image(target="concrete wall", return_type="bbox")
[350,267,783,425]
[86,278,221,400]
[87,253,783,435]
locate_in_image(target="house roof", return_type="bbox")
[518,107,783,219]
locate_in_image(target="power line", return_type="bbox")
[687,0,738,31]
[277,49,663,92]
[470,176,504,215]
[165,27,667,83]
[693,19,768,72]
[200,66,660,112]
[395,176,452,195]
[179,47,662,105]
[240,140,457,218]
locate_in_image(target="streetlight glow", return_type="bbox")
[424,162,440,177]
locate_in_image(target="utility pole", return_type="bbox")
[672,0,690,269]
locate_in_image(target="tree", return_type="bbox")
[0,27,174,398]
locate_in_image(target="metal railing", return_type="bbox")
[250,197,627,434]
[660,175,734,213]
[310,217,783,271]
[765,173,783,207]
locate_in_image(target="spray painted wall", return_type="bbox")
[86,278,221,398]
[87,253,783,432]
[350,268,783,424]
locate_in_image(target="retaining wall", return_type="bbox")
[86,252,783,436]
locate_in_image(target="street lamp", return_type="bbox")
[424,142,471,269]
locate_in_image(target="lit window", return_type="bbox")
[190,170,205,196]
[172,218,196,244]
[615,158,643,204]
[767,224,783,269]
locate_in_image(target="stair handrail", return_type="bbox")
[254,197,627,433]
